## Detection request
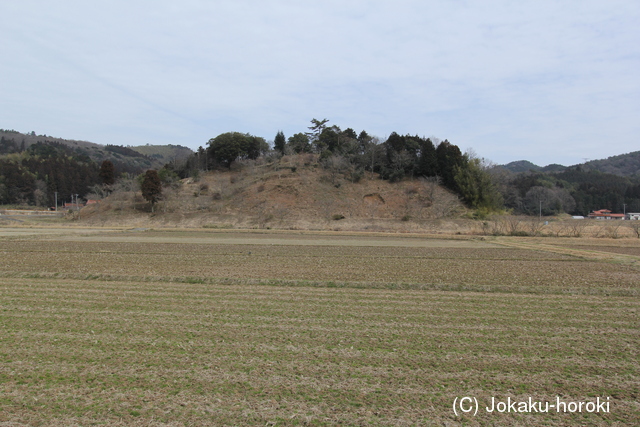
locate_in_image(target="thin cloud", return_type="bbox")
[0,0,638,164]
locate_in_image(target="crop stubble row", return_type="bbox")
[0,276,638,425]
[0,232,639,425]
[1,240,639,294]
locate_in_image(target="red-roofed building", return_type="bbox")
[588,209,625,220]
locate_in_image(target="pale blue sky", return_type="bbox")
[1,1,638,165]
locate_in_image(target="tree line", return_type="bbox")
[0,142,100,206]
[175,119,504,214]
[498,166,640,216]
[0,137,162,208]
[6,120,637,217]
[177,118,640,216]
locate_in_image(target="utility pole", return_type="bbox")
[75,194,79,210]
[54,192,58,211]
[539,200,542,220]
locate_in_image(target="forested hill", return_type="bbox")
[0,129,192,207]
[583,151,640,177]
[501,160,540,173]
[503,150,640,177]
[496,151,640,216]
[1,123,503,216]
[0,129,171,173]
[501,160,567,173]
[3,123,639,219]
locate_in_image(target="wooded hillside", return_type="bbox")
[3,123,639,219]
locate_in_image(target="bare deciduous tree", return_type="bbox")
[420,176,440,203]
[323,155,349,186]
[525,217,545,236]
[504,215,522,235]
[420,177,461,219]
[594,221,623,238]
[605,222,623,239]
[430,189,462,218]
[487,216,507,235]
[568,220,588,237]
[551,221,569,237]
[627,221,640,238]
[33,180,48,207]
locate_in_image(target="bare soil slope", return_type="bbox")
[80,154,467,232]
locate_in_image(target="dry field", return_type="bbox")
[0,227,639,426]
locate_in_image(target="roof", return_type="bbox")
[588,211,625,218]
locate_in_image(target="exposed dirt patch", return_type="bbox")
[78,155,465,231]
[363,192,385,205]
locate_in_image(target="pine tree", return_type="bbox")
[99,160,116,185]
[274,131,286,154]
[141,170,162,211]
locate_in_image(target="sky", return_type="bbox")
[1,1,638,166]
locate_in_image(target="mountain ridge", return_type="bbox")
[501,150,640,177]
[0,129,194,173]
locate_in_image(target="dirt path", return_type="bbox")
[0,225,499,248]
[494,237,640,265]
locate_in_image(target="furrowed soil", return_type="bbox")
[0,227,638,426]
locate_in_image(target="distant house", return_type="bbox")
[628,213,640,220]
[85,199,100,205]
[588,209,625,220]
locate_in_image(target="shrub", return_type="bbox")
[350,170,364,183]
[405,186,419,195]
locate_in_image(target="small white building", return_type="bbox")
[627,213,640,220]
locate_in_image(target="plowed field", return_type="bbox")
[1,227,638,425]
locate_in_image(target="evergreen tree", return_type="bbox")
[436,140,464,191]
[317,125,342,154]
[417,138,437,177]
[207,132,266,168]
[287,133,311,153]
[141,170,162,210]
[454,157,503,212]
[274,131,286,154]
[99,160,116,185]
[306,118,329,152]
[357,130,372,154]
[343,128,358,140]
